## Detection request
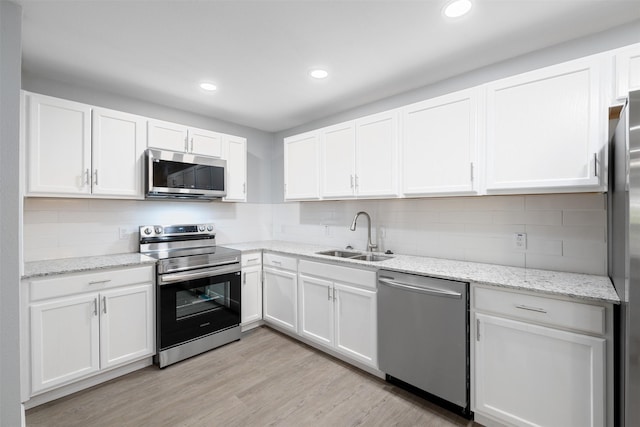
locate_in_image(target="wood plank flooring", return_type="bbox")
[26,327,478,427]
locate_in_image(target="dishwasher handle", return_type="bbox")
[378,277,462,299]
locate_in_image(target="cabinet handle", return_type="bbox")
[93,169,98,186]
[327,286,331,301]
[84,169,90,186]
[350,175,354,189]
[243,272,246,284]
[333,289,337,301]
[190,137,194,153]
[102,296,107,314]
[247,257,259,262]
[243,183,246,194]
[476,318,480,341]
[515,304,547,314]
[88,279,111,285]
[470,162,474,182]
[593,153,598,177]
[354,175,359,189]
[93,298,98,316]
[271,260,282,265]
[184,136,188,152]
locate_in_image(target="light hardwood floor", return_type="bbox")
[26,327,478,427]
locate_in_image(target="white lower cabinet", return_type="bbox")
[26,266,154,396]
[262,253,298,333]
[298,260,377,368]
[472,285,611,427]
[241,252,262,328]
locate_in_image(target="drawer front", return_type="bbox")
[299,260,376,290]
[263,252,297,271]
[30,266,155,302]
[241,252,262,267]
[474,286,605,335]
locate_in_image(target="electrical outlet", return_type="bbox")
[514,233,527,250]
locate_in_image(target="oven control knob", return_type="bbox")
[198,225,205,232]
[206,225,214,232]
[154,226,163,235]
[143,227,152,235]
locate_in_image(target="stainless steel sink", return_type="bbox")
[315,250,393,262]
[315,250,362,258]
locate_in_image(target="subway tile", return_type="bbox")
[492,210,562,226]
[464,195,525,211]
[562,210,607,226]
[439,211,493,224]
[526,238,563,256]
[525,224,605,241]
[525,253,606,276]
[464,249,526,268]
[525,193,605,211]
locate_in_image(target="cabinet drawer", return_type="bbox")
[263,253,297,271]
[299,260,376,290]
[474,286,605,335]
[241,252,262,267]
[30,266,154,302]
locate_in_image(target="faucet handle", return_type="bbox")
[345,244,354,250]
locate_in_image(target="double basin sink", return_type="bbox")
[315,249,393,262]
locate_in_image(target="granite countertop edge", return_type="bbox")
[22,241,620,305]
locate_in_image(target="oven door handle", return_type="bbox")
[159,264,240,285]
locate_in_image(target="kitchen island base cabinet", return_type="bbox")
[262,253,298,333]
[298,260,377,368]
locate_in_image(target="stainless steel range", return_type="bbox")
[139,223,241,368]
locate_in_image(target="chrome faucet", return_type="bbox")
[349,211,377,252]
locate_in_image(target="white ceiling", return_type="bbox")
[19,0,640,133]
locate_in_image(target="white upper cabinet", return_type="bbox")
[91,108,146,198]
[26,92,92,196]
[321,121,356,198]
[615,42,640,100]
[355,110,399,198]
[485,55,605,193]
[222,134,247,202]
[147,119,222,157]
[402,88,480,196]
[25,93,146,199]
[320,110,399,199]
[284,130,321,200]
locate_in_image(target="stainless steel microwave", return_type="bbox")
[145,148,226,200]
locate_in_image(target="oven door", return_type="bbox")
[158,264,241,350]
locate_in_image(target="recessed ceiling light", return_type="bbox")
[199,82,217,91]
[443,0,472,18]
[310,69,329,79]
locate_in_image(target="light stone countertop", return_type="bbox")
[225,240,620,304]
[22,241,620,304]
[22,253,157,279]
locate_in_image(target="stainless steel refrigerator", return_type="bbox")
[608,89,640,427]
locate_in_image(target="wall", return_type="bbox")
[272,193,607,275]
[23,198,271,261]
[21,72,276,204]
[1,1,24,425]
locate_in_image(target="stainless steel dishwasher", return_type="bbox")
[378,270,470,416]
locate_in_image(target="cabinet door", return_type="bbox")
[298,274,334,347]
[334,282,377,368]
[474,313,605,427]
[91,108,146,198]
[147,119,188,152]
[189,127,222,157]
[25,92,92,195]
[30,294,100,393]
[223,134,247,202]
[616,42,640,99]
[263,267,298,333]
[241,264,262,325]
[355,110,399,197]
[321,121,356,199]
[402,90,478,196]
[284,131,320,200]
[485,56,604,192]
[99,284,154,370]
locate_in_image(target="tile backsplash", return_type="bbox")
[23,198,272,262]
[271,193,607,275]
[24,193,607,275]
